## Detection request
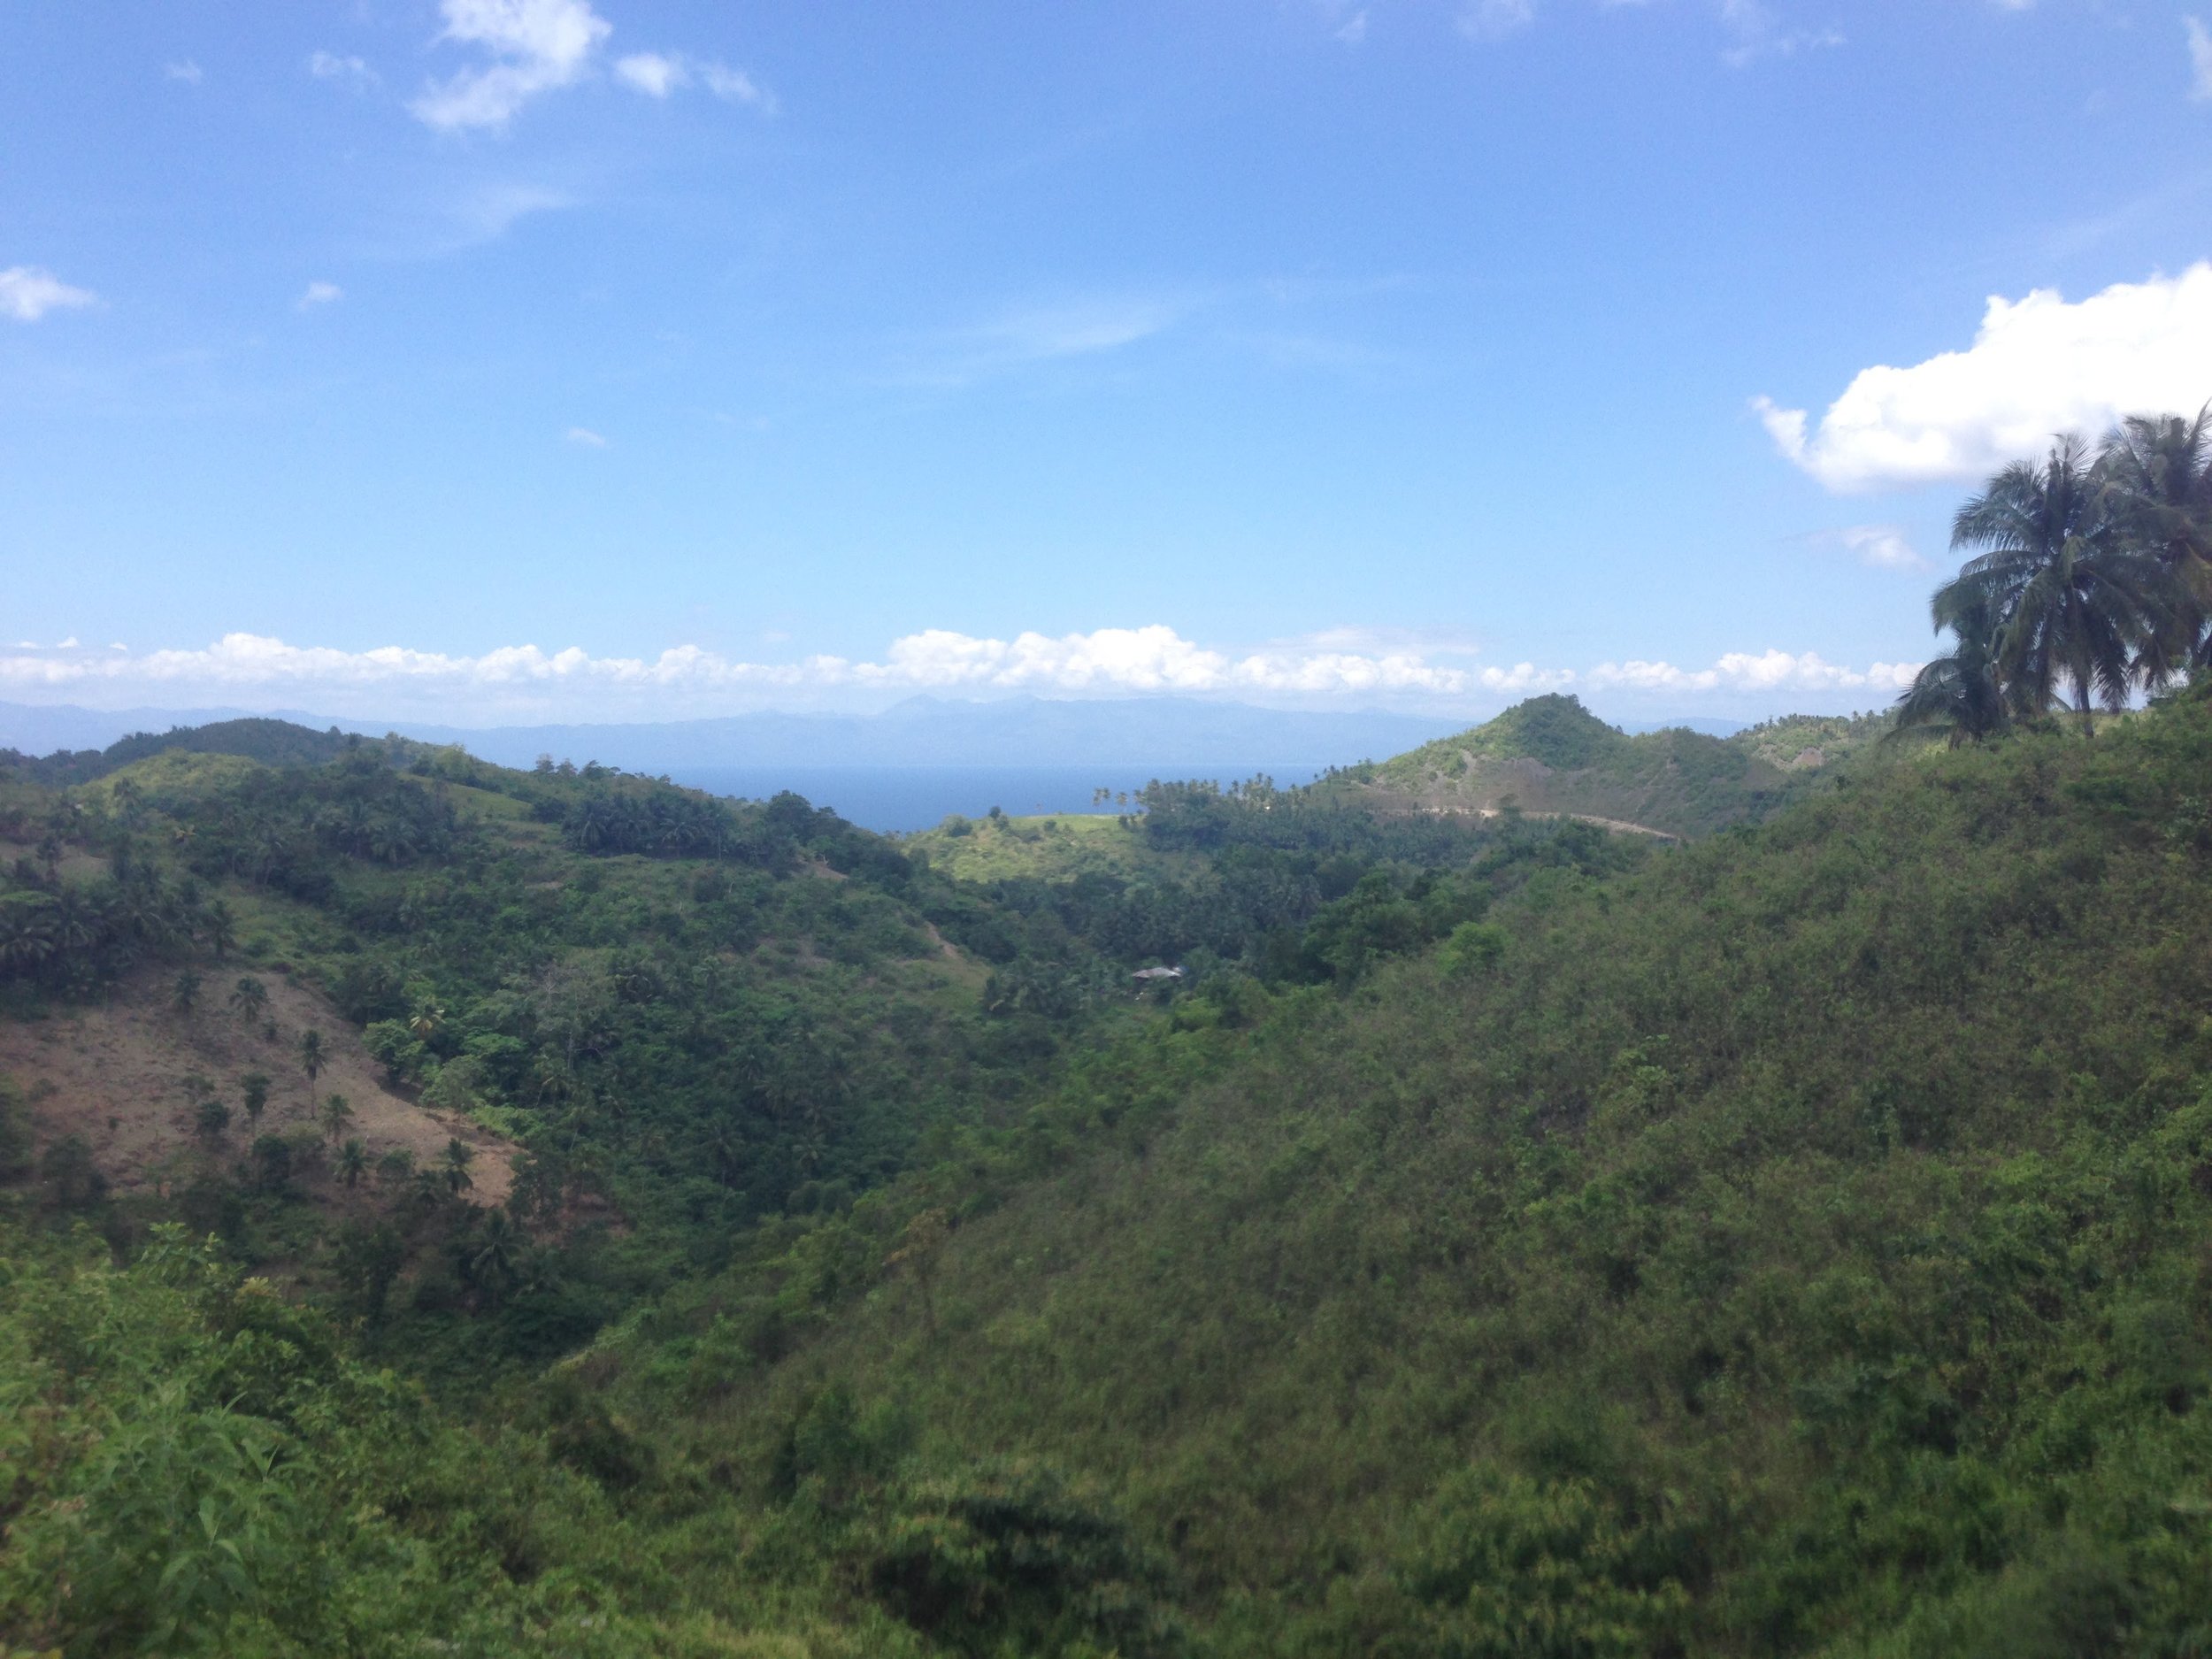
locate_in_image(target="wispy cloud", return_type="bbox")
[1717,0,1842,66]
[296,280,343,311]
[1453,0,1842,61]
[565,426,608,446]
[698,61,775,111]
[0,267,97,322]
[2190,17,2212,100]
[164,59,204,84]
[895,296,1192,386]
[1829,525,1926,571]
[308,50,379,89]
[1460,0,1536,42]
[1757,262,2212,491]
[613,50,778,111]
[450,183,575,246]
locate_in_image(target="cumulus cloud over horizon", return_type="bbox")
[0,628,1920,721]
[1757,263,2212,491]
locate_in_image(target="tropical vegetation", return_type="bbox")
[4,406,2212,1654]
[1898,407,2211,741]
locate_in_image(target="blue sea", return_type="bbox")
[666,764,1332,835]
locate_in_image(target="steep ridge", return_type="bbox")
[586,687,2212,1655]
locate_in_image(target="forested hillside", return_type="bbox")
[572,684,2212,1655]
[7,672,2212,1652]
[1335,694,1891,838]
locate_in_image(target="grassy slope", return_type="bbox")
[1344,695,1892,838]
[903,811,1194,884]
[597,690,2212,1654]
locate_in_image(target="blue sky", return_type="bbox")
[4,0,2210,725]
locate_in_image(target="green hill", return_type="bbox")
[12,695,2212,1654]
[1343,694,1891,838]
[565,687,2212,1655]
[2,715,363,786]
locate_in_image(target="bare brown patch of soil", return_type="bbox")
[0,967,514,1204]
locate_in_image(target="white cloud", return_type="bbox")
[1460,0,1536,42]
[0,628,1926,722]
[165,60,204,84]
[699,62,775,111]
[613,50,776,109]
[2190,17,2212,100]
[1832,524,1925,571]
[0,267,96,322]
[411,0,611,132]
[994,301,1180,358]
[1757,263,2212,491]
[1717,0,1842,65]
[0,626,1525,707]
[614,51,685,96]
[1456,0,1840,59]
[296,280,343,310]
[902,296,1189,386]
[1589,650,1917,695]
[565,426,607,446]
[308,50,379,88]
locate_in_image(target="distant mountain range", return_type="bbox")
[0,696,1479,774]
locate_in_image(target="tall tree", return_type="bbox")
[440,1136,475,1195]
[239,1071,271,1131]
[1943,434,2183,731]
[2101,403,2212,669]
[228,976,268,1027]
[467,1208,521,1306]
[298,1027,327,1091]
[1892,593,2011,747]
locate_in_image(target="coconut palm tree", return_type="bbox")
[0,893,59,976]
[171,969,203,1016]
[2102,403,2212,668]
[319,1092,355,1147]
[198,899,236,958]
[298,1028,327,1091]
[240,1071,271,1131]
[1945,434,2184,731]
[228,976,269,1027]
[335,1137,368,1188]
[441,1136,475,1195]
[1892,593,2010,747]
[467,1208,521,1305]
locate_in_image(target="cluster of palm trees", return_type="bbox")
[554,786,757,859]
[1898,406,2212,741]
[0,856,235,993]
[188,764,467,886]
